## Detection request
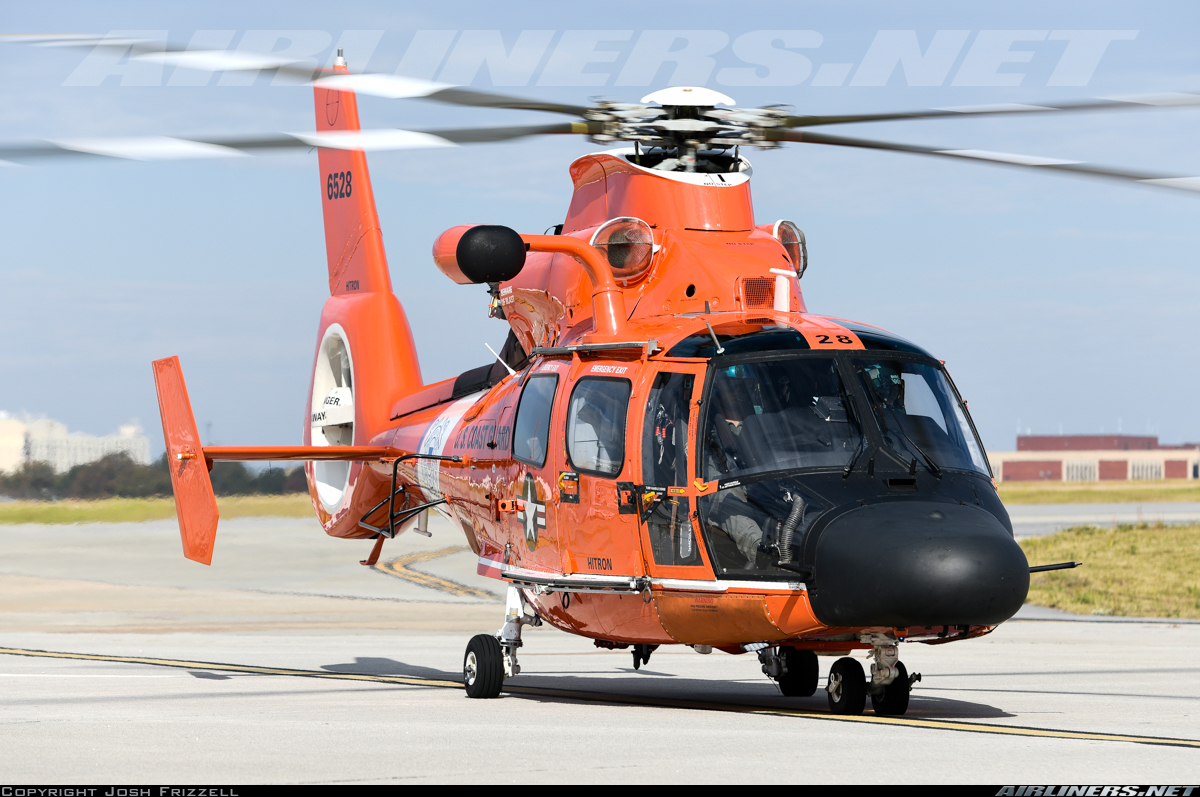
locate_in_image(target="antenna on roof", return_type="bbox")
[485,342,516,376]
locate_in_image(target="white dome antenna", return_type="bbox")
[641,86,735,107]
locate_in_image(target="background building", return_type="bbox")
[0,411,152,474]
[990,435,1200,482]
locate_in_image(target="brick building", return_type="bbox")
[990,435,1200,482]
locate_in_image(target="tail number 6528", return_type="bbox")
[326,171,353,200]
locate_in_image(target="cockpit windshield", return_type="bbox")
[853,358,989,475]
[702,357,863,482]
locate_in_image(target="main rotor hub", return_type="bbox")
[583,88,792,163]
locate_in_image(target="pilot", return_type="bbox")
[703,398,766,569]
[864,364,905,411]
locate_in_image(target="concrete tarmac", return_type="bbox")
[1007,502,1200,537]
[1,516,1198,783]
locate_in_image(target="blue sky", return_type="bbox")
[2,1,1198,457]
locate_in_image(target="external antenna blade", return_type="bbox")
[485,342,517,376]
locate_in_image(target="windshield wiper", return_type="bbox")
[837,383,868,479]
[887,420,941,478]
[842,435,868,479]
[859,379,940,478]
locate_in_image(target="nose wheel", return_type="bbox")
[826,656,867,715]
[825,655,917,715]
[871,661,917,715]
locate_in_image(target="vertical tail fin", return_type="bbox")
[316,62,392,297]
[152,356,218,565]
[305,60,424,483]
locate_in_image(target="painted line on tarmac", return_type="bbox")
[2,645,1197,749]
[0,646,462,689]
[372,546,498,600]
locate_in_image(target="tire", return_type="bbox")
[826,657,866,715]
[871,661,910,716]
[777,648,819,697]
[463,634,504,699]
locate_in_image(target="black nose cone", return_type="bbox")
[807,501,1028,628]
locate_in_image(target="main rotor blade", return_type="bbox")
[779,93,1200,128]
[0,123,592,163]
[768,128,1200,193]
[2,33,589,117]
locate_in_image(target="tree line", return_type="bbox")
[0,452,307,501]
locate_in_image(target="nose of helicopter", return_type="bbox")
[806,501,1029,628]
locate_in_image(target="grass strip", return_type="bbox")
[998,480,1200,505]
[0,494,314,524]
[1020,522,1200,619]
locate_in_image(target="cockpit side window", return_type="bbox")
[642,371,701,566]
[512,374,558,467]
[566,377,631,477]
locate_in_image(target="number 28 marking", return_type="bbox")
[326,171,353,200]
[815,334,854,345]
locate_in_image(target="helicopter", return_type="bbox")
[8,36,1195,715]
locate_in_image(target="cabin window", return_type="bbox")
[642,372,701,566]
[566,377,631,477]
[512,375,558,467]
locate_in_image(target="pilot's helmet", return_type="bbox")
[866,365,903,406]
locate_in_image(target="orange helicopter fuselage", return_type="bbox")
[293,122,990,650]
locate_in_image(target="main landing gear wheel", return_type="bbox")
[826,656,867,715]
[871,660,911,716]
[464,634,504,699]
[777,647,820,697]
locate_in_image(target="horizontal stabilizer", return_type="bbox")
[151,356,218,566]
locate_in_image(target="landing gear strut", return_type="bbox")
[463,584,541,699]
[632,643,657,670]
[871,661,913,715]
[865,641,919,716]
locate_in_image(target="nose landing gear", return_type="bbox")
[826,656,867,715]
[826,640,920,715]
[870,660,915,715]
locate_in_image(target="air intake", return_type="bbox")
[740,277,776,309]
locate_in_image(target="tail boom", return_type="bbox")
[204,445,403,462]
